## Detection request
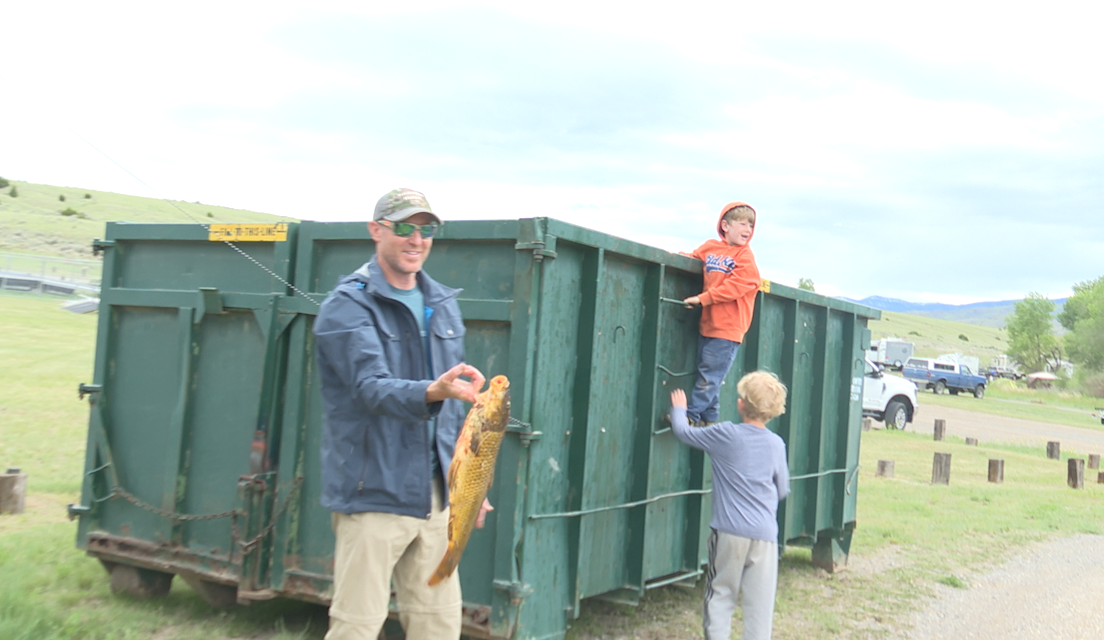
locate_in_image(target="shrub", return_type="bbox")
[9,185,18,197]
[59,194,66,202]
[84,193,92,199]
[908,330,921,336]
[0,176,9,188]
[1082,372,1104,399]
[207,212,213,218]
[60,207,79,217]
[958,334,969,341]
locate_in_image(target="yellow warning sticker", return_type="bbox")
[208,223,288,242]
[759,278,771,293]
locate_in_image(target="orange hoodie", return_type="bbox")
[691,201,760,342]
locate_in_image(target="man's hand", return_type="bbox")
[683,295,701,308]
[670,388,687,409]
[426,363,486,404]
[475,498,493,529]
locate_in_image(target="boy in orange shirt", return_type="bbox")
[683,201,761,425]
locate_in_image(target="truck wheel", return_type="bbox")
[974,385,985,399]
[885,400,908,430]
[934,380,946,395]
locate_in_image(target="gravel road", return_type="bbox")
[902,533,1104,638]
[906,402,1104,456]
[894,404,1104,638]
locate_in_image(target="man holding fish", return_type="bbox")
[314,188,494,640]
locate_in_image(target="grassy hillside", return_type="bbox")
[0,179,293,259]
[868,309,1010,364]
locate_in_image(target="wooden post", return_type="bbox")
[932,453,951,485]
[933,419,946,442]
[1089,454,1100,470]
[988,459,1004,483]
[0,469,27,515]
[1047,441,1060,460]
[965,437,978,446]
[1068,458,1085,489]
[876,460,894,478]
[862,417,872,432]
[1098,472,1104,484]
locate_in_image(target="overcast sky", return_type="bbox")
[3,1,1101,304]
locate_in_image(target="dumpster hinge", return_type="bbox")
[78,383,102,400]
[91,238,114,256]
[515,236,558,262]
[492,579,533,604]
[196,287,224,321]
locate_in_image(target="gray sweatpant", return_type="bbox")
[703,528,779,640]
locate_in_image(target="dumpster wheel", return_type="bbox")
[102,560,173,599]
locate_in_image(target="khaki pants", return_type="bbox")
[325,483,461,640]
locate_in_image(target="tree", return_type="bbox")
[1005,293,1060,372]
[0,176,9,189]
[1060,276,1104,373]
[797,277,815,292]
[8,185,17,197]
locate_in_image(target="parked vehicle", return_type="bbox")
[862,359,918,429]
[903,357,987,398]
[867,338,914,371]
[937,353,979,375]
[987,354,1025,380]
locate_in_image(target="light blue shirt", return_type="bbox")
[670,406,790,542]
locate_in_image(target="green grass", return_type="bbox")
[0,180,293,259]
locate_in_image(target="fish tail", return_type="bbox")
[427,542,461,586]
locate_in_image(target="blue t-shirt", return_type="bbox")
[669,406,790,542]
[388,282,439,478]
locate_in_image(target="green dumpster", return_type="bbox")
[73,217,878,639]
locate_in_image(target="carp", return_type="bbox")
[428,374,510,586]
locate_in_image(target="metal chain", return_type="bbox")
[111,487,238,521]
[507,416,533,430]
[235,476,304,553]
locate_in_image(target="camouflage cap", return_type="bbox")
[373,188,442,225]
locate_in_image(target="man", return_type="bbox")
[314,188,488,639]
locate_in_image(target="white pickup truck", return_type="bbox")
[862,358,918,429]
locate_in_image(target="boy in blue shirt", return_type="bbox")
[670,371,790,640]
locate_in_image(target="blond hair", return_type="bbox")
[737,371,787,422]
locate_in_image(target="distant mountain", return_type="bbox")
[842,296,1068,330]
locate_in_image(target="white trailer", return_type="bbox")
[868,338,914,370]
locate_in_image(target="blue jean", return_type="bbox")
[687,335,741,424]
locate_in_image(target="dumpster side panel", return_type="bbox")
[576,251,647,599]
[515,240,590,639]
[77,224,295,585]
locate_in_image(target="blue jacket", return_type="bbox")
[314,257,467,518]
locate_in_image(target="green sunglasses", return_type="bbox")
[379,220,440,238]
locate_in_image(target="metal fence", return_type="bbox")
[0,251,101,296]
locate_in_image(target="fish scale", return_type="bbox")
[428,375,510,586]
